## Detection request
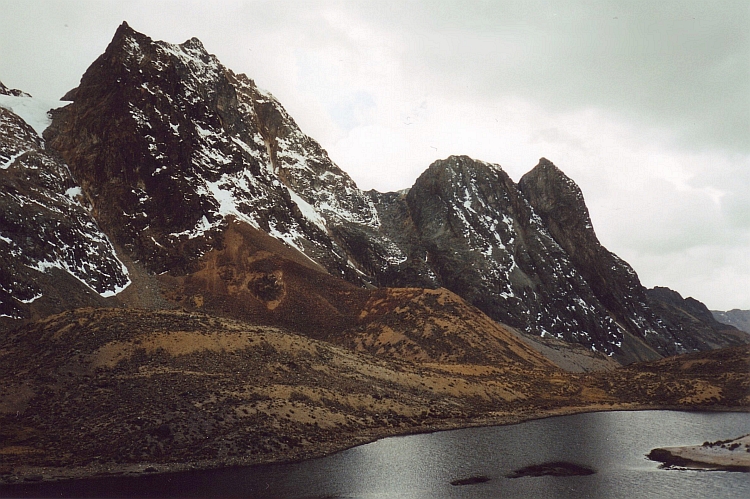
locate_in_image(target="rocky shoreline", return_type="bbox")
[648,434,750,472]
[3,405,747,486]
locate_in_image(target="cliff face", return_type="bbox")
[518,159,678,356]
[0,99,129,324]
[44,22,403,284]
[393,156,626,356]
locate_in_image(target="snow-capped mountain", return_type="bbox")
[15,22,742,361]
[0,84,130,322]
[45,22,403,283]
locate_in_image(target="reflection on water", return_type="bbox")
[2,410,749,498]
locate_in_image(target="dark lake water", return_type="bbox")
[3,410,749,498]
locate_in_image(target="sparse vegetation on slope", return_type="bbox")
[1,309,747,483]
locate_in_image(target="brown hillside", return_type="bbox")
[155,220,558,369]
[346,287,554,367]
[158,221,370,337]
[0,308,560,480]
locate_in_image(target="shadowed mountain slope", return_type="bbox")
[712,309,750,334]
[646,287,749,350]
[0,100,129,325]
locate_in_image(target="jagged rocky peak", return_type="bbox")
[400,155,629,357]
[45,22,401,282]
[0,101,130,324]
[0,80,30,97]
[518,159,748,357]
[519,157,597,251]
[398,155,744,361]
[517,158,667,350]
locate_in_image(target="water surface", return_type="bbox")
[3,410,749,498]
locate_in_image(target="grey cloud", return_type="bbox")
[342,0,749,154]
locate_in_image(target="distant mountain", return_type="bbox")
[0,22,744,363]
[646,287,749,349]
[711,309,750,334]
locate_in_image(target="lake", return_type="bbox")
[2,410,749,498]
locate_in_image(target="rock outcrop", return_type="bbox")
[0,81,30,97]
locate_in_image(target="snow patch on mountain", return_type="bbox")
[0,94,67,136]
[1,104,132,308]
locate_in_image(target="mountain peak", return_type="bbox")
[520,159,590,229]
[111,20,150,49]
[181,36,207,53]
[537,156,554,167]
[424,155,506,184]
[44,23,391,283]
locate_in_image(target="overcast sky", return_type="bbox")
[1,0,748,310]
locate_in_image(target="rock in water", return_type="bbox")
[507,461,596,478]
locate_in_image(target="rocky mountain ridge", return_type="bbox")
[644,287,749,349]
[2,23,746,364]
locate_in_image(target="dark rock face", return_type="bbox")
[450,475,491,486]
[517,160,749,357]
[399,156,624,356]
[0,105,130,323]
[518,160,682,357]
[646,287,749,351]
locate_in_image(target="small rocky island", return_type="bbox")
[507,461,596,478]
[648,435,750,471]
